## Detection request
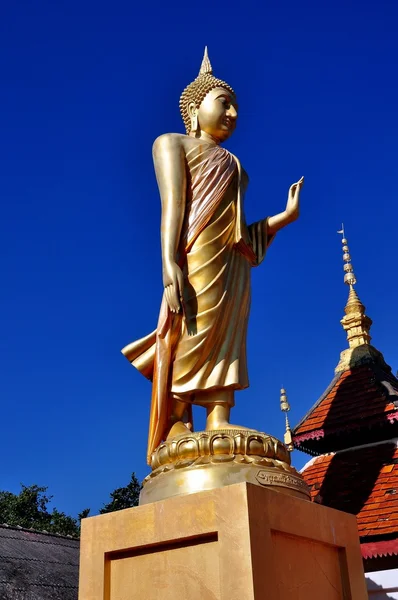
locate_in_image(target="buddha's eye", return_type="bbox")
[219,98,230,108]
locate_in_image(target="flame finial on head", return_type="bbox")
[199,46,212,76]
[179,47,236,133]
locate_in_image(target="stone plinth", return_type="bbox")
[79,483,367,600]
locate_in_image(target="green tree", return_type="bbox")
[78,507,91,521]
[0,484,80,536]
[99,472,141,514]
[0,473,141,536]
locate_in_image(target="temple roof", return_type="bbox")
[0,523,79,599]
[293,230,398,454]
[294,230,398,570]
[301,441,398,564]
[293,361,398,455]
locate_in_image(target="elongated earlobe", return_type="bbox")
[191,111,198,134]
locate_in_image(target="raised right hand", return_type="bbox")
[286,176,304,221]
[163,261,184,313]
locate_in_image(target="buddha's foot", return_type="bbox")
[166,420,192,440]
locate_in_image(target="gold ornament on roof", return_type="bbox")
[179,47,235,133]
[280,388,294,451]
[337,224,357,286]
[335,226,377,372]
[335,226,392,374]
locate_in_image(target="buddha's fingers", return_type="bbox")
[169,283,181,313]
[165,286,173,312]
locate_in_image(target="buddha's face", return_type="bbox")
[196,87,238,142]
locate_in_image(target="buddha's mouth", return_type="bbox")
[223,118,235,130]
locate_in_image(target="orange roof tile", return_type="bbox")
[293,364,398,453]
[301,443,398,540]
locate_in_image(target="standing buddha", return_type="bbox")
[122,48,307,503]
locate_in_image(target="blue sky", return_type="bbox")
[1,0,397,516]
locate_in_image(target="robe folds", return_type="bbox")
[122,144,274,462]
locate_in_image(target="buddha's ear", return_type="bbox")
[187,102,197,118]
[188,102,198,134]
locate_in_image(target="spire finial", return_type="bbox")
[280,388,294,451]
[336,226,372,360]
[199,46,213,76]
[337,223,357,288]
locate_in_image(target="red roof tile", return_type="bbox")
[293,364,398,446]
[301,443,398,539]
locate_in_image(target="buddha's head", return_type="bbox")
[179,48,238,142]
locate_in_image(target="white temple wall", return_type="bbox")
[366,568,398,599]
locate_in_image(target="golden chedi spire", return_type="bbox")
[339,225,372,348]
[334,225,387,373]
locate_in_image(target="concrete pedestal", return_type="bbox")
[79,482,367,599]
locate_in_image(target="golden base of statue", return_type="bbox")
[140,429,310,504]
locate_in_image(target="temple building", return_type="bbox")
[292,230,398,598]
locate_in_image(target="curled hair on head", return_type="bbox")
[179,47,236,134]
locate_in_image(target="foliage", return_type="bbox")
[0,484,80,536]
[0,473,141,536]
[78,507,91,521]
[99,473,141,514]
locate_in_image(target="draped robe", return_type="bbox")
[122,144,274,462]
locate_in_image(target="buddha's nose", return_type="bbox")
[227,105,237,119]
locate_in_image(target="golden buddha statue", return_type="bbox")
[122,49,307,503]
